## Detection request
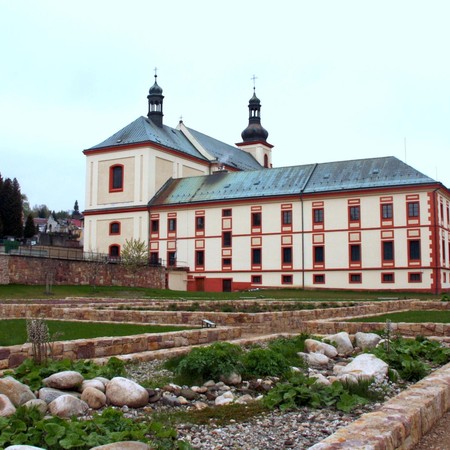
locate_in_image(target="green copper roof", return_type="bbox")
[149,156,436,206]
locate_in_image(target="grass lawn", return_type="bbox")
[0,319,196,346]
[347,310,450,323]
[0,284,442,301]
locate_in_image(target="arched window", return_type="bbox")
[109,165,124,192]
[264,154,269,168]
[109,244,120,259]
[109,222,121,235]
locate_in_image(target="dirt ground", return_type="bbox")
[413,410,450,450]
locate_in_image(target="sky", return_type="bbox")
[1,1,450,213]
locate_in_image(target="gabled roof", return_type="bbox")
[85,116,262,171]
[148,156,436,207]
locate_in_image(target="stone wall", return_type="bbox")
[0,327,242,370]
[0,255,166,288]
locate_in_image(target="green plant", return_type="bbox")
[173,342,243,384]
[441,293,449,302]
[263,373,368,412]
[267,334,309,367]
[0,406,191,449]
[241,347,291,378]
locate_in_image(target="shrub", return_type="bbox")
[174,342,243,384]
[241,348,291,378]
[268,334,309,366]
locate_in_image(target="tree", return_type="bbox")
[33,204,51,219]
[0,177,23,238]
[121,238,149,284]
[24,213,37,239]
[73,200,79,214]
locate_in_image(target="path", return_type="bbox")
[413,410,450,450]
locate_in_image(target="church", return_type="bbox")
[83,76,450,293]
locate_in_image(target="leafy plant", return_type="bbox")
[173,342,243,384]
[263,373,368,413]
[267,334,309,367]
[241,347,291,378]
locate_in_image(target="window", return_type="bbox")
[222,258,232,266]
[264,154,269,168]
[350,244,361,262]
[195,216,205,231]
[167,251,176,267]
[109,244,120,258]
[109,222,120,235]
[252,275,262,284]
[349,273,362,283]
[408,202,419,218]
[409,272,422,282]
[282,275,293,284]
[252,248,262,265]
[109,165,123,191]
[382,241,394,261]
[349,206,360,221]
[168,218,177,232]
[195,250,205,267]
[282,247,293,264]
[314,246,324,264]
[222,209,232,217]
[409,240,421,261]
[282,210,292,225]
[151,219,159,233]
[382,203,393,219]
[314,274,325,284]
[313,208,324,224]
[252,212,262,227]
[150,252,159,265]
[382,273,394,283]
[222,231,232,247]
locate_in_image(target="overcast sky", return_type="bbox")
[2,1,450,213]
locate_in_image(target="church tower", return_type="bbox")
[236,85,273,168]
[147,73,164,127]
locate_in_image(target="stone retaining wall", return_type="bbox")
[0,327,241,370]
[310,361,450,450]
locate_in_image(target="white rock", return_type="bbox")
[215,391,234,406]
[106,377,149,408]
[43,371,84,390]
[327,332,354,355]
[235,394,255,404]
[176,396,189,405]
[0,376,36,406]
[194,401,208,410]
[38,387,80,404]
[81,386,107,409]
[90,443,151,450]
[0,394,16,417]
[309,373,331,386]
[298,351,329,366]
[337,353,388,382]
[355,332,382,350]
[48,394,89,418]
[23,399,48,415]
[305,339,338,358]
[220,372,242,386]
[81,379,106,393]
[5,446,47,450]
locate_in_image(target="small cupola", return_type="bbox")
[147,72,164,127]
[241,88,269,143]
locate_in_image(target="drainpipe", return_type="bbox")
[432,187,440,295]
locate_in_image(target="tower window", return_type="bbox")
[109,165,124,192]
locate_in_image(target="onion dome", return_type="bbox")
[241,89,269,142]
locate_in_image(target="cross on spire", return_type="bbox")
[251,74,258,91]
[154,67,158,79]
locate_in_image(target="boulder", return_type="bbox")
[23,399,48,415]
[81,386,107,409]
[38,387,81,404]
[235,394,255,404]
[309,373,331,386]
[305,339,338,358]
[215,391,234,406]
[355,332,382,350]
[337,353,388,382]
[90,443,151,450]
[327,332,354,355]
[106,377,149,408]
[298,352,329,366]
[0,376,36,406]
[0,394,16,417]
[220,372,242,385]
[48,394,89,418]
[194,401,208,410]
[5,446,47,450]
[43,371,84,390]
[81,379,106,393]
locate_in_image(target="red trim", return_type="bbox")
[251,211,262,234]
[109,164,124,192]
[406,201,420,226]
[313,245,325,268]
[349,273,362,283]
[348,205,361,228]
[281,246,293,269]
[195,250,205,270]
[281,274,293,284]
[381,272,395,283]
[109,221,121,235]
[108,244,121,258]
[251,275,262,284]
[380,202,394,228]
[222,257,232,270]
[408,272,422,283]
[313,274,325,284]
[349,244,362,268]
[150,218,160,239]
[84,206,148,216]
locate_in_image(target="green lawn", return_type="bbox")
[0,319,195,346]
[347,310,450,323]
[0,284,442,301]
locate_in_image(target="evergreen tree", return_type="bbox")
[24,213,37,239]
[73,200,79,214]
[0,173,3,236]
[0,177,24,238]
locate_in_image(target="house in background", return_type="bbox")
[83,77,450,293]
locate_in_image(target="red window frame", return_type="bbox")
[381,272,395,283]
[108,244,120,259]
[408,272,422,283]
[313,245,324,265]
[282,210,292,225]
[313,208,324,224]
[408,239,421,262]
[252,275,262,284]
[168,218,177,233]
[150,219,159,234]
[407,201,419,218]
[349,273,362,284]
[382,241,394,262]
[281,274,293,284]
[222,231,232,247]
[109,164,124,192]
[195,216,205,231]
[349,244,361,263]
[313,274,325,284]
[109,221,120,235]
[195,250,205,269]
[282,246,293,264]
